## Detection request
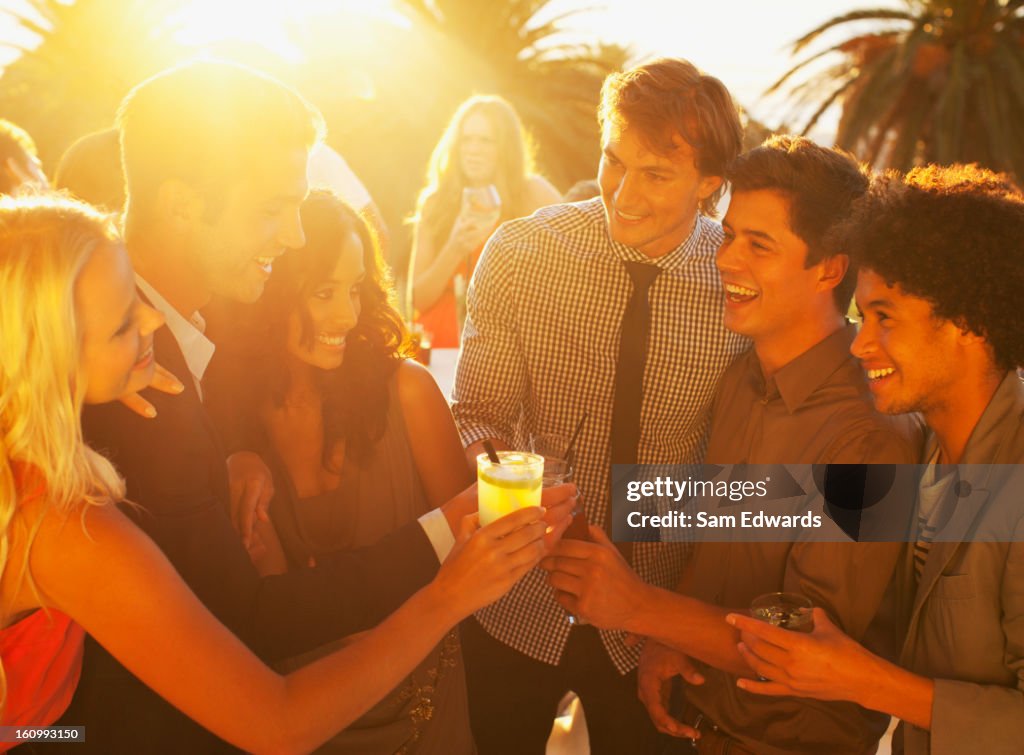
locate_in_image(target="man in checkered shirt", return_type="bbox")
[451,58,750,754]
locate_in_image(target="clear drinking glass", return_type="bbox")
[476,451,544,527]
[749,592,813,681]
[530,433,570,479]
[749,592,814,632]
[461,184,502,227]
[531,433,589,625]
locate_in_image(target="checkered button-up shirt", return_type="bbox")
[452,198,749,672]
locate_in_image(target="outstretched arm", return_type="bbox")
[24,499,550,754]
[544,526,751,676]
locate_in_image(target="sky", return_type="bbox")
[545,0,901,128]
[0,0,902,133]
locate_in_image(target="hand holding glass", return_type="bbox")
[461,185,501,227]
[749,592,814,633]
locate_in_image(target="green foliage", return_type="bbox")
[771,0,1024,179]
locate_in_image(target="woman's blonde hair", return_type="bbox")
[0,193,127,710]
[413,95,537,244]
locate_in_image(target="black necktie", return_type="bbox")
[609,261,661,553]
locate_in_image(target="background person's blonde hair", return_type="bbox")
[0,194,127,713]
[413,95,537,245]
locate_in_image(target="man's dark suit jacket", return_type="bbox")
[58,319,439,752]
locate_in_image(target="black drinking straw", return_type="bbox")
[482,439,502,464]
[563,412,588,468]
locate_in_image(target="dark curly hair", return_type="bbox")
[230,190,413,466]
[829,163,1024,371]
[727,135,869,312]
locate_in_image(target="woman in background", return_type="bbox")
[0,194,555,753]
[410,95,560,347]
[207,190,477,753]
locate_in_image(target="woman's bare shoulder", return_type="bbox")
[395,359,444,408]
[6,496,125,613]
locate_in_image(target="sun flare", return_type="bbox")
[169,0,403,62]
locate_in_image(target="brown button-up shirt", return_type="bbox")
[683,324,919,755]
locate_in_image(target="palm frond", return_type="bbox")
[798,76,860,137]
[764,32,901,96]
[835,45,903,149]
[975,62,1014,173]
[771,0,1024,179]
[931,43,968,163]
[791,8,914,54]
[782,63,857,112]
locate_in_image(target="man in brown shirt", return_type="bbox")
[546,136,917,753]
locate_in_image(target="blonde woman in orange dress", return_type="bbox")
[410,95,560,347]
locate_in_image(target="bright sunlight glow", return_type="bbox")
[169,0,407,63]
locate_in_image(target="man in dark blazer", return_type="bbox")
[59,61,472,753]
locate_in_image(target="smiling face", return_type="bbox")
[851,269,964,417]
[286,230,365,371]
[192,147,309,304]
[459,111,499,187]
[717,189,844,350]
[76,242,165,404]
[598,121,721,258]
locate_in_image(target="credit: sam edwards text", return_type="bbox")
[626,510,823,529]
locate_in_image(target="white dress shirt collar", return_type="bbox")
[135,275,215,391]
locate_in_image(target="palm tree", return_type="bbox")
[0,0,182,166]
[769,0,1024,177]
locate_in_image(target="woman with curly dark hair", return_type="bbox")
[206,190,475,754]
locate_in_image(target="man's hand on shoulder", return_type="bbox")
[225,451,274,548]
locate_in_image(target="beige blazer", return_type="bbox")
[894,372,1024,755]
